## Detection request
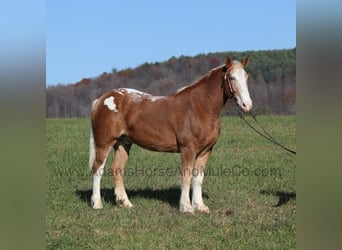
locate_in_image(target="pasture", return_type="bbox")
[46,115,296,249]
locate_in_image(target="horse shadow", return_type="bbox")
[260,189,296,207]
[76,187,209,208]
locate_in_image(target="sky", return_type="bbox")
[47,0,296,86]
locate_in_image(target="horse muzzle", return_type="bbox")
[235,96,252,112]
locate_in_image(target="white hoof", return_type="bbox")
[116,199,133,208]
[91,196,103,209]
[180,204,195,213]
[193,204,210,214]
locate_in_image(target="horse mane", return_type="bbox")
[172,64,225,96]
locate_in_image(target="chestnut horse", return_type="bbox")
[89,55,252,213]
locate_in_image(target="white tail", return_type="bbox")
[89,127,96,171]
[89,99,98,171]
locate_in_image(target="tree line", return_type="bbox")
[46,48,296,117]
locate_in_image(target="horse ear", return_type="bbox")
[241,55,249,67]
[225,56,233,66]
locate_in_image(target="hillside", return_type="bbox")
[46,48,296,117]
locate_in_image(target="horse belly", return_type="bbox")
[125,104,179,152]
[129,127,179,152]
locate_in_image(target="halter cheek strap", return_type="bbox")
[224,73,234,95]
[224,66,235,98]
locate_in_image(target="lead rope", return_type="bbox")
[238,110,296,154]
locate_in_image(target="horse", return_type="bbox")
[89,55,252,213]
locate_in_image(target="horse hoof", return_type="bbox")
[179,205,195,214]
[117,199,134,208]
[196,206,210,214]
[91,198,103,209]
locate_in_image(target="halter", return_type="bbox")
[223,65,235,98]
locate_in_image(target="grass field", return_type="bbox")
[46,115,296,249]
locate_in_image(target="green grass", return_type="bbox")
[46,116,296,249]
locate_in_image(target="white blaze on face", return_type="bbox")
[230,63,252,112]
[103,96,118,112]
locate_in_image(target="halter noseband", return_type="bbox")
[223,65,235,98]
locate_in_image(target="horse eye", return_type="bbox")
[229,76,235,81]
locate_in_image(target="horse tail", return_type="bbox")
[89,99,98,171]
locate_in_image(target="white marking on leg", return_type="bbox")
[103,96,118,112]
[91,162,106,209]
[192,172,204,206]
[179,181,194,213]
[115,187,133,208]
[192,172,209,213]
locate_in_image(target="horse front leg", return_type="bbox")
[179,146,196,213]
[192,150,211,213]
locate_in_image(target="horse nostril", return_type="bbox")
[242,103,246,108]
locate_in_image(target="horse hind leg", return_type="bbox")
[90,142,113,209]
[111,137,133,208]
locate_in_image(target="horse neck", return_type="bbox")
[191,68,226,116]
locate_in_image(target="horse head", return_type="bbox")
[224,56,252,112]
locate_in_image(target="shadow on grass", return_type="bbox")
[260,190,296,207]
[76,187,209,208]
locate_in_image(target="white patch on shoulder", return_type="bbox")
[103,96,118,112]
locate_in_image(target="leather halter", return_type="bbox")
[223,65,235,98]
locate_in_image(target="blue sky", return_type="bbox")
[47,0,296,86]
